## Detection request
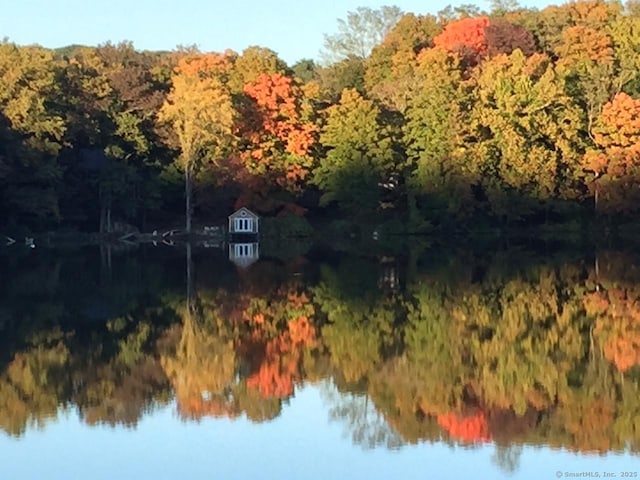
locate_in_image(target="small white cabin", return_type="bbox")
[228,207,259,235]
[229,242,259,269]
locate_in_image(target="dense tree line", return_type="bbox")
[3,0,640,233]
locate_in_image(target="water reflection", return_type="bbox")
[1,244,640,470]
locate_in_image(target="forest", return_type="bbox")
[3,0,640,235]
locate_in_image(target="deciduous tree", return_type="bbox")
[159,54,235,232]
[322,6,404,63]
[314,89,397,215]
[0,42,66,226]
[238,73,316,202]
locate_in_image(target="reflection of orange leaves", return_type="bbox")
[246,357,295,398]
[241,288,318,399]
[583,292,610,315]
[561,395,615,453]
[437,411,490,443]
[177,396,238,421]
[287,291,309,307]
[288,316,316,345]
[591,286,640,372]
[526,389,552,411]
[603,336,640,372]
[269,334,292,355]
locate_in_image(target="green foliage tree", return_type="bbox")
[291,59,318,83]
[228,46,289,93]
[314,89,397,216]
[316,56,366,102]
[364,13,441,111]
[468,50,585,219]
[610,16,640,96]
[0,41,66,227]
[403,48,472,224]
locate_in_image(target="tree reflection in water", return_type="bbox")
[1,244,640,467]
[322,382,404,450]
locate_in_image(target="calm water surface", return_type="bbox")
[1,242,639,479]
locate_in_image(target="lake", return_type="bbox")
[1,241,639,479]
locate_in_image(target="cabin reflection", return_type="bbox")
[378,259,400,291]
[229,242,260,269]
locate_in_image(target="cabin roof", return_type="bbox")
[228,207,259,220]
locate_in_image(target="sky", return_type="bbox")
[2,0,552,65]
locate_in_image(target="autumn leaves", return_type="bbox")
[5,1,640,231]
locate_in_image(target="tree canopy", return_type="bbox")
[3,0,640,232]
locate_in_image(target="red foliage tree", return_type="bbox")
[433,16,491,65]
[437,410,491,443]
[433,16,536,66]
[485,19,537,57]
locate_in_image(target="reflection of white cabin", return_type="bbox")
[378,264,399,291]
[228,207,259,235]
[229,242,260,269]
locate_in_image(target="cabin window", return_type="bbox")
[234,217,252,232]
[234,243,254,257]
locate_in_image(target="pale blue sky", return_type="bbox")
[2,0,552,64]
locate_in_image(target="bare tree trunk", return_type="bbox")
[100,244,112,283]
[594,173,599,215]
[186,242,196,324]
[186,241,193,305]
[185,166,193,234]
[100,203,106,235]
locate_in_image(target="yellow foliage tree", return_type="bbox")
[159,54,235,232]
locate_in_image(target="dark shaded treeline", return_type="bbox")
[1,243,640,462]
[4,0,640,235]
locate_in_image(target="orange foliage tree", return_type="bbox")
[555,26,614,65]
[433,16,491,66]
[237,73,317,207]
[174,50,236,79]
[582,92,640,214]
[433,16,536,68]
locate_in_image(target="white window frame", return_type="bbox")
[234,243,255,257]
[234,217,252,232]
